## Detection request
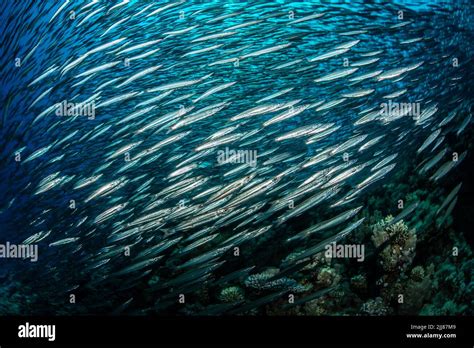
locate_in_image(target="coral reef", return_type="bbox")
[371,216,417,274]
[420,231,473,315]
[257,197,472,317]
[316,267,340,288]
[361,297,391,316]
[244,268,312,293]
[218,286,245,303]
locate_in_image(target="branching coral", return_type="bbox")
[372,216,417,274]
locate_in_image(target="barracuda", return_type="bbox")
[2,0,472,317]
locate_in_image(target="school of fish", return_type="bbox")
[0,0,472,314]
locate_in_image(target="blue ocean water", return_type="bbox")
[0,1,472,315]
